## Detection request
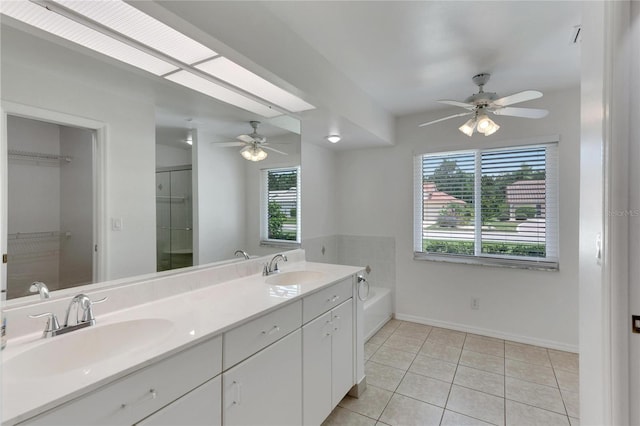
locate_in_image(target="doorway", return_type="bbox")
[5,115,96,299]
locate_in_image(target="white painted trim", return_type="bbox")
[395,312,579,353]
[0,101,108,287]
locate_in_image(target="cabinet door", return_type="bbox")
[136,376,221,426]
[302,312,332,426]
[223,330,302,426]
[331,300,354,407]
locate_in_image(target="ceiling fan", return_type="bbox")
[211,121,288,161]
[419,73,549,137]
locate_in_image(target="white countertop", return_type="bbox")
[1,261,363,425]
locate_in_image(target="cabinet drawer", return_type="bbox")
[223,300,302,370]
[23,335,222,426]
[136,376,221,426]
[303,277,352,323]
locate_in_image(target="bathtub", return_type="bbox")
[363,286,393,341]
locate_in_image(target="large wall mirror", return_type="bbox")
[1,17,301,303]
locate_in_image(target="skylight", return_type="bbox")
[52,0,217,65]
[165,71,281,118]
[196,57,315,113]
[0,1,177,76]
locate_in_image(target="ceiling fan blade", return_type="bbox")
[491,107,549,119]
[492,90,543,107]
[237,134,255,143]
[262,146,288,156]
[437,100,475,110]
[211,141,245,147]
[418,112,473,127]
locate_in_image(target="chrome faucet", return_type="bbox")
[234,249,250,260]
[29,293,107,338]
[263,254,288,276]
[29,281,50,299]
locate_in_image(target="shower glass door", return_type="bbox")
[156,167,193,271]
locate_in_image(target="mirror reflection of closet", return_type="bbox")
[6,115,95,299]
[155,127,194,272]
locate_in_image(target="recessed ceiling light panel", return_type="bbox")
[52,0,217,64]
[196,57,314,113]
[165,70,281,118]
[0,1,177,75]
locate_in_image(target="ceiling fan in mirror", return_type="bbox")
[211,121,288,162]
[419,73,549,136]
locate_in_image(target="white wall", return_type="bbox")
[1,26,156,281]
[193,130,247,264]
[156,144,192,168]
[335,87,580,350]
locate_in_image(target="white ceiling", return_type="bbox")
[262,1,581,116]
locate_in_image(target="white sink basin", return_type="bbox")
[4,318,173,379]
[265,270,326,286]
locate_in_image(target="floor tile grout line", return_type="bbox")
[504,335,507,426]
[504,395,573,417]
[549,350,574,421]
[437,331,466,425]
[374,326,422,423]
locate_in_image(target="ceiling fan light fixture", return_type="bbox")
[481,121,500,136]
[458,118,476,137]
[240,145,268,162]
[476,113,499,136]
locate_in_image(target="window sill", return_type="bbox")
[260,240,301,249]
[413,252,559,271]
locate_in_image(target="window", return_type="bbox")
[261,166,301,245]
[413,142,558,269]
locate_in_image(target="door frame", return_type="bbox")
[0,101,107,298]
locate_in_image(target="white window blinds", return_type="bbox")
[414,142,558,268]
[262,167,301,243]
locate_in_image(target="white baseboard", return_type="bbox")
[394,313,578,353]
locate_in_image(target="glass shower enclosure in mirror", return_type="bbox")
[156,166,193,272]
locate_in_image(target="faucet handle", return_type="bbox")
[28,312,61,336]
[81,296,108,323]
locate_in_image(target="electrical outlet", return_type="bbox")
[471,297,480,310]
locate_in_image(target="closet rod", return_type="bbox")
[8,149,73,163]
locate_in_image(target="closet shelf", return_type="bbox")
[8,149,73,164]
[8,231,72,241]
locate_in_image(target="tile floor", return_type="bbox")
[323,319,579,426]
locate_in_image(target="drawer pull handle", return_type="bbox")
[261,325,280,335]
[232,380,242,405]
[120,389,157,409]
[325,332,331,337]
[327,295,340,303]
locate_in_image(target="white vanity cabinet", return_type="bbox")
[8,268,362,426]
[20,335,222,426]
[222,329,302,426]
[302,278,354,426]
[136,376,221,426]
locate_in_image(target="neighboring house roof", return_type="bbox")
[506,180,545,204]
[423,182,466,205]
